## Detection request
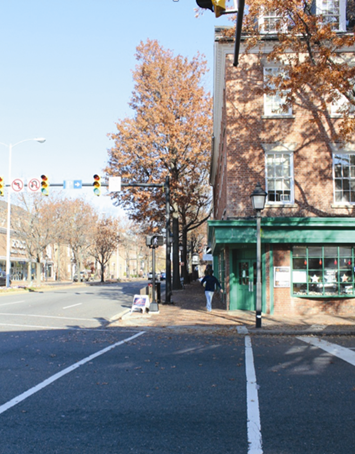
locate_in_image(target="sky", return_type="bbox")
[0,0,231,216]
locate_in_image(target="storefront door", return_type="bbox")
[230,249,256,311]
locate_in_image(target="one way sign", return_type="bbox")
[73,180,82,189]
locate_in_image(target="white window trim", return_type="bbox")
[332,150,355,205]
[316,0,346,32]
[263,67,292,116]
[264,148,295,205]
[259,9,287,34]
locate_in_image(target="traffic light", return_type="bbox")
[196,0,226,17]
[93,174,101,196]
[41,175,49,196]
[0,177,4,197]
[146,235,164,248]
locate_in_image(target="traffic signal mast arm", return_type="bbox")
[196,0,245,66]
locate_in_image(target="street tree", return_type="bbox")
[89,217,120,282]
[106,39,213,286]
[59,198,97,276]
[13,194,63,286]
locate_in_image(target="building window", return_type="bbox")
[266,152,294,203]
[292,245,355,297]
[264,67,292,116]
[316,0,346,31]
[331,88,355,116]
[259,10,284,33]
[333,153,355,203]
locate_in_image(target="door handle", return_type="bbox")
[249,281,253,292]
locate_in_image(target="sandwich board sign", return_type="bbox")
[131,294,150,313]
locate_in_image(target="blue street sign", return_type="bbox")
[73,180,82,189]
[63,180,73,190]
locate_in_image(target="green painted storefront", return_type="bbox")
[208,217,355,314]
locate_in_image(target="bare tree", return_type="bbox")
[89,217,120,282]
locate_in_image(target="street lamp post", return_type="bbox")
[250,182,267,328]
[0,138,46,288]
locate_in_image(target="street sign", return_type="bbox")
[63,180,73,189]
[73,180,82,189]
[27,177,41,193]
[109,176,121,192]
[11,178,24,193]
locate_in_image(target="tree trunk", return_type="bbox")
[56,245,61,281]
[27,262,32,283]
[172,215,181,290]
[36,260,41,287]
[182,226,189,284]
[101,263,105,282]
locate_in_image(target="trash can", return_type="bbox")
[148,282,161,304]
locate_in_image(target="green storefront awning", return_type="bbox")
[208,217,355,254]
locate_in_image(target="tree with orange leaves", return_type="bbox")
[106,39,212,286]
[218,0,355,139]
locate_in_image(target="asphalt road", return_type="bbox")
[0,286,354,453]
[0,281,153,331]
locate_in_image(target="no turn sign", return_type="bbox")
[27,177,41,193]
[11,178,24,193]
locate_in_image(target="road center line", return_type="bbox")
[0,301,25,307]
[0,312,95,322]
[0,331,145,415]
[245,335,263,454]
[298,336,355,366]
[0,323,111,331]
[63,303,82,309]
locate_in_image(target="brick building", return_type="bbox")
[209,3,355,316]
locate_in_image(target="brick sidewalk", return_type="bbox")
[111,280,355,334]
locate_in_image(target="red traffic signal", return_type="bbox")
[93,174,101,196]
[41,175,49,196]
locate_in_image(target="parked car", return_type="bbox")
[160,272,166,280]
[73,271,89,282]
[148,271,162,280]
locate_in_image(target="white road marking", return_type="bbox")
[0,312,94,322]
[0,301,25,307]
[63,303,82,309]
[0,331,145,415]
[245,335,263,454]
[298,336,355,366]
[0,323,110,331]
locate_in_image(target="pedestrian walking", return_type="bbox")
[201,269,223,312]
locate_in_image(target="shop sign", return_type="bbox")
[274,266,290,288]
[293,270,307,283]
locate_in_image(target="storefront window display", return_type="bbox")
[292,245,354,297]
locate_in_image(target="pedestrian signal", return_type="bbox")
[41,175,49,196]
[93,174,101,196]
[196,0,226,17]
[0,177,4,196]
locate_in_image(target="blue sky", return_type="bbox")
[0,0,230,215]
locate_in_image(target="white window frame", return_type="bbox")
[265,151,294,205]
[264,67,292,116]
[316,0,346,32]
[331,82,355,116]
[333,151,355,204]
[259,9,286,34]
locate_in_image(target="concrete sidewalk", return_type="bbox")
[110,280,355,335]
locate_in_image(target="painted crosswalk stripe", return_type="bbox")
[0,331,145,415]
[298,336,355,366]
[245,335,263,454]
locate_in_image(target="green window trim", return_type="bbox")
[292,245,355,298]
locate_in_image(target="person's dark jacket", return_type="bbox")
[201,275,222,292]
